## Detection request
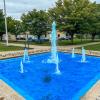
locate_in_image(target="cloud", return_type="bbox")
[0,0,57,19]
[0,0,99,20]
[91,0,100,3]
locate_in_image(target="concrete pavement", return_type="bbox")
[1,41,100,51]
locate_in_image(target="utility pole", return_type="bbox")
[3,0,8,46]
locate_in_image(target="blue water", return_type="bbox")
[0,52,100,100]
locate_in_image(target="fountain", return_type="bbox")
[20,61,24,73]
[72,48,75,58]
[51,21,61,74]
[81,47,86,62]
[23,48,30,62]
[55,54,61,74]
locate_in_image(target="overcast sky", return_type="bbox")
[0,0,99,20]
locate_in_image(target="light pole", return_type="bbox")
[3,0,8,46]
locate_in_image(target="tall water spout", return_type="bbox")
[20,61,24,73]
[55,54,61,74]
[23,48,30,62]
[51,21,61,74]
[81,47,86,62]
[72,48,75,58]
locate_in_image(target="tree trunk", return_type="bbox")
[37,35,41,43]
[27,34,29,49]
[15,35,17,41]
[91,33,96,41]
[70,33,74,44]
[45,34,47,37]
[25,33,27,48]
[38,35,40,40]
[81,34,83,43]
[0,35,3,41]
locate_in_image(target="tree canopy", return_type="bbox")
[7,17,22,40]
[0,0,99,42]
[0,9,5,40]
[21,9,49,40]
[48,0,100,42]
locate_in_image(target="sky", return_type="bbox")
[0,0,99,20]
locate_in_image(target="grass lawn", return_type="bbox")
[57,39,96,46]
[0,43,24,52]
[3,39,100,46]
[83,44,100,51]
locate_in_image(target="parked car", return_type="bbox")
[35,38,49,42]
[16,35,25,40]
[27,37,33,42]
[28,37,49,42]
[16,37,25,40]
[59,36,71,40]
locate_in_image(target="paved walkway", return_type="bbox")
[0,41,100,59]
[0,80,24,100]
[2,41,100,51]
[81,80,100,100]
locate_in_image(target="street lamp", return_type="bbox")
[3,0,8,46]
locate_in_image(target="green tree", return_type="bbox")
[88,3,100,41]
[48,0,99,43]
[7,17,22,40]
[21,9,49,42]
[0,9,5,41]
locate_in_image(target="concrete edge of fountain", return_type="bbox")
[0,48,100,60]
